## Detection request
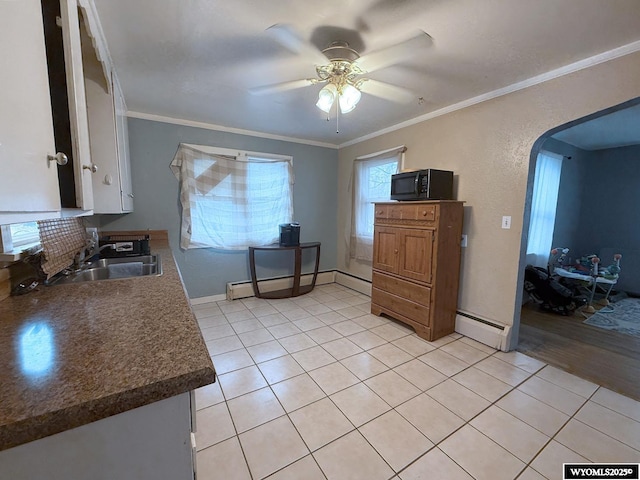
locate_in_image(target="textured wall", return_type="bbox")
[337,51,640,342]
[95,118,339,298]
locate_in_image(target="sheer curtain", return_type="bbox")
[526,150,563,267]
[350,146,404,261]
[171,144,293,250]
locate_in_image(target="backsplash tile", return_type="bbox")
[38,218,86,279]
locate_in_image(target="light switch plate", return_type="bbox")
[502,216,511,229]
[461,234,468,247]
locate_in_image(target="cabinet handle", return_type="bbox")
[422,210,428,216]
[83,163,98,173]
[47,152,68,166]
[394,249,398,254]
[127,193,134,198]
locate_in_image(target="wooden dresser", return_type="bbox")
[371,200,464,341]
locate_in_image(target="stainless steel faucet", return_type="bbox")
[74,242,115,269]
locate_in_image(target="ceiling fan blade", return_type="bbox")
[249,79,315,96]
[357,31,433,73]
[266,24,327,65]
[359,79,416,103]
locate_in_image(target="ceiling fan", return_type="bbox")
[250,24,433,116]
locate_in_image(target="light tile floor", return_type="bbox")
[191,283,640,480]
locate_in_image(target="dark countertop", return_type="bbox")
[0,241,216,451]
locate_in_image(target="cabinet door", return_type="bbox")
[373,226,399,274]
[60,0,94,210]
[114,77,134,212]
[84,69,133,214]
[398,228,433,284]
[0,0,60,222]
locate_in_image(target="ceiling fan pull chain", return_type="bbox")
[336,100,340,134]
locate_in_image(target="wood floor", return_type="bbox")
[517,302,640,401]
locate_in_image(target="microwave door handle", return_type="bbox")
[414,172,421,196]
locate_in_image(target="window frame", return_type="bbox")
[350,146,405,262]
[1,222,41,254]
[171,143,294,251]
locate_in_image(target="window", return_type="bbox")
[526,150,563,267]
[171,144,293,250]
[0,222,41,253]
[9,222,40,248]
[350,146,404,261]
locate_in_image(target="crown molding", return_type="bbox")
[126,40,640,151]
[339,40,640,148]
[125,111,339,149]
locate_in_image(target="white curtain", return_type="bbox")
[526,150,563,267]
[171,144,293,250]
[349,146,404,261]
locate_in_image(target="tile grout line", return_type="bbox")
[518,384,603,479]
[195,286,640,479]
[390,350,536,479]
[211,322,509,477]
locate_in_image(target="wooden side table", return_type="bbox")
[248,242,321,299]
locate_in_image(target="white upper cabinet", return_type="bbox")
[60,0,94,211]
[82,17,133,214]
[0,0,131,225]
[0,0,61,224]
[114,78,134,213]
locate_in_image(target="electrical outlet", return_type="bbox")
[502,216,511,229]
[461,234,468,247]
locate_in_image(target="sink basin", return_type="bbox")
[49,254,162,285]
[86,255,159,269]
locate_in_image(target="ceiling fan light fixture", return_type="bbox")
[316,83,337,113]
[338,83,361,114]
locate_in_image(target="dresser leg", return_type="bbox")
[414,327,433,342]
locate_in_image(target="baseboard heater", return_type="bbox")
[332,273,512,351]
[226,271,336,300]
[216,272,512,351]
[455,310,512,352]
[334,270,372,296]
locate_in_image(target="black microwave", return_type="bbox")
[390,169,453,201]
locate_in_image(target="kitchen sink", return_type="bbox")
[48,254,162,285]
[85,255,159,269]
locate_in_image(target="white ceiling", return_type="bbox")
[92,0,640,147]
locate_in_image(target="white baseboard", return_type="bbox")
[190,294,227,304]
[335,271,372,296]
[455,312,512,352]
[226,271,336,300]
[192,274,514,352]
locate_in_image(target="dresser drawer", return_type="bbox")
[372,287,430,326]
[374,204,390,220]
[390,204,436,221]
[373,271,431,307]
[375,204,437,223]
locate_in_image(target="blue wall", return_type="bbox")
[545,140,640,293]
[577,144,640,253]
[95,118,339,298]
[545,138,591,254]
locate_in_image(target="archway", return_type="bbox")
[513,97,640,399]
